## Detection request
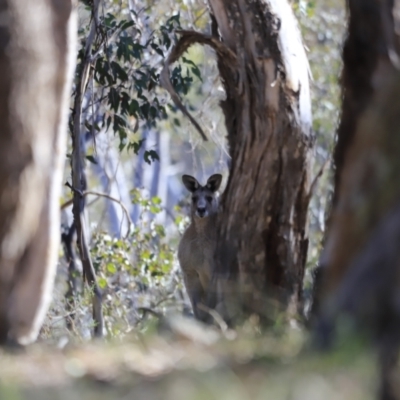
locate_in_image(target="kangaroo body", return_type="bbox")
[178,174,222,321]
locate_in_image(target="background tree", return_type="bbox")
[314,0,400,398]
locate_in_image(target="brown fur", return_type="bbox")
[178,174,222,321]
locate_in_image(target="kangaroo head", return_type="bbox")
[182,174,222,219]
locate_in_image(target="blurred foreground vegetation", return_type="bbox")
[0,322,378,400]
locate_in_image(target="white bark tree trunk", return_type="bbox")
[0,0,77,345]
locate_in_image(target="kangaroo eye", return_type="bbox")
[192,196,198,203]
[206,196,213,203]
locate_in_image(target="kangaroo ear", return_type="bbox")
[206,174,222,192]
[182,175,200,192]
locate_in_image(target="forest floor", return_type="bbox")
[0,315,379,400]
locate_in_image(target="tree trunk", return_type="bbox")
[315,1,400,398]
[209,0,313,321]
[0,0,76,345]
[309,0,385,321]
[317,0,400,319]
[162,0,312,323]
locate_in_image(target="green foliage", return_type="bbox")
[88,189,180,337]
[75,2,202,160]
[293,0,316,17]
[92,11,171,153]
[55,0,213,341]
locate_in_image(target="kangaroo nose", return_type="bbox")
[197,207,206,217]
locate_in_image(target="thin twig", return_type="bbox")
[307,157,331,203]
[160,29,237,141]
[197,303,229,333]
[61,188,133,238]
[137,307,162,319]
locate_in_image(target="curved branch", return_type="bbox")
[160,29,237,141]
[61,189,133,239]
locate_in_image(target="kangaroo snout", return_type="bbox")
[196,206,207,218]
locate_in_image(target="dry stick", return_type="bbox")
[66,183,104,338]
[61,190,133,239]
[197,303,229,333]
[160,29,237,142]
[137,307,163,319]
[70,0,104,338]
[61,222,79,331]
[305,157,331,206]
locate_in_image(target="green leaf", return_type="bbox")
[140,103,150,119]
[150,42,164,57]
[120,92,130,115]
[132,42,143,60]
[86,155,98,165]
[190,66,202,81]
[118,128,127,151]
[106,263,117,274]
[141,249,151,260]
[98,277,107,289]
[111,61,128,82]
[152,196,162,205]
[113,114,127,131]
[128,138,145,155]
[120,20,135,31]
[144,150,159,165]
[129,99,139,116]
[106,116,112,130]
[108,87,120,112]
[149,205,161,214]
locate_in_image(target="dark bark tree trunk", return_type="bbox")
[162,0,313,323]
[316,0,400,317]
[70,0,104,338]
[315,1,400,398]
[209,0,313,322]
[0,0,76,345]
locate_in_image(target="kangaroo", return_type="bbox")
[178,174,222,322]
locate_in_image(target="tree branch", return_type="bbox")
[160,29,237,142]
[70,0,104,338]
[61,188,133,239]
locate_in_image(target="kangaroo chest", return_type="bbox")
[189,235,214,289]
[189,235,214,266]
[179,226,215,280]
